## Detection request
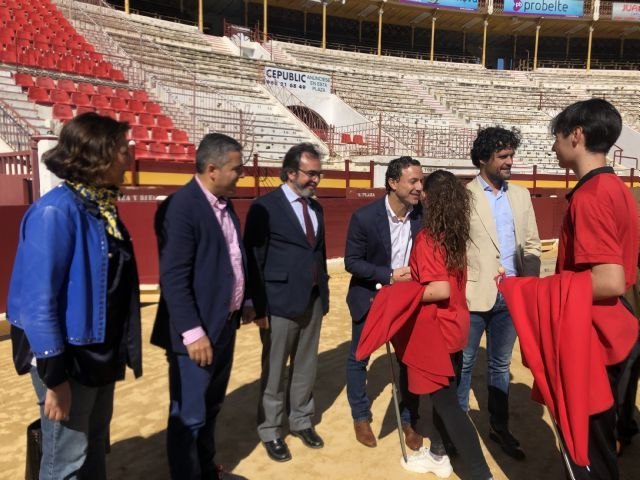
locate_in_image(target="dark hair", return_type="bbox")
[43,112,129,185]
[550,98,622,154]
[280,142,321,182]
[195,133,242,173]
[422,170,471,273]
[470,127,521,167]
[385,156,422,193]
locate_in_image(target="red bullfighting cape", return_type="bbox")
[499,271,613,467]
[355,281,454,395]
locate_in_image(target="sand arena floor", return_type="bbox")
[1,252,638,479]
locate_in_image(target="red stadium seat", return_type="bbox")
[110,69,125,82]
[77,82,96,95]
[76,105,95,115]
[37,53,58,70]
[35,76,55,90]
[353,134,365,145]
[50,89,71,105]
[52,103,73,121]
[0,48,17,64]
[186,144,196,156]
[57,55,76,73]
[96,85,114,97]
[76,58,94,76]
[151,127,168,142]
[56,79,76,93]
[149,143,169,160]
[130,125,150,142]
[70,92,91,107]
[156,115,173,129]
[137,113,155,127]
[340,133,352,144]
[127,99,145,113]
[93,61,112,79]
[144,102,161,115]
[168,144,186,157]
[109,96,128,111]
[114,88,131,99]
[131,90,148,102]
[134,143,153,161]
[27,86,51,105]
[14,73,34,88]
[171,129,190,144]
[90,94,110,109]
[118,111,136,125]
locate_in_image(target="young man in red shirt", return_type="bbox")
[552,98,639,479]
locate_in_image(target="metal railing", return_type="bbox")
[0,99,36,152]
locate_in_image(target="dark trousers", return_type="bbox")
[421,352,492,480]
[346,316,420,425]
[565,360,626,480]
[166,318,236,480]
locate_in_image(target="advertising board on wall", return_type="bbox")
[502,0,584,17]
[399,0,478,11]
[264,67,332,94]
[612,2,640,21]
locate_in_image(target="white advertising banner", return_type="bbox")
[264,67,332,94]
[612,2,640,21]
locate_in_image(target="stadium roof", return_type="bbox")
[252,0,640,39]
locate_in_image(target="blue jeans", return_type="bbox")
[457,293,517,429]
[31,369,114,480]
[346,318,418,425]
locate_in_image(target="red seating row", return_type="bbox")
[51,104,194,162]
[14,74,145,99]
[341,133,366,145]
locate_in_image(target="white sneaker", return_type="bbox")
[400,447,453,478]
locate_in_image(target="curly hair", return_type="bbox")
[422,170,471,273]
[43,112,130,186]
[470,126,521,167]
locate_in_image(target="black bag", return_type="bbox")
[25,419,42,480]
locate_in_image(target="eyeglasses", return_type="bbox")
[297,168,324,179]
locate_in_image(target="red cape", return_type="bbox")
[356,281,454,395]
[499,271,612,467]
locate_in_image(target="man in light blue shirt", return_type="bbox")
[460,127,541,461]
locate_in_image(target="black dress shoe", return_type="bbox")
[489,428,526,460]
[263,438,292,462]
[291,428,324,449]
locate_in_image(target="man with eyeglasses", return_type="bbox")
[244,142,330,463]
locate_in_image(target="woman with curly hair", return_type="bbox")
[400,169,492,479]
[8,112,142,480]
[357,169,492,479]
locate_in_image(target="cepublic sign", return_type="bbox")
[612,2,640,21]
[264,67,332,94]
[400,0,478,11]
[503,0,584,17]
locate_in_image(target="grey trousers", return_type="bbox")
[257,292,323,442]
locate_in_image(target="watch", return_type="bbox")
[389,271,394,285]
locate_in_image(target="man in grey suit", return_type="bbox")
[244,143,330,462]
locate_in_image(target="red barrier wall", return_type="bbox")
[0,206,28,313]
[0,195,571,313]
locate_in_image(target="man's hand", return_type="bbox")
[44,381,71,422]
[392,266,412,283]
[241,305,256,325]
[186,335,214,367]
[254,317,269,329]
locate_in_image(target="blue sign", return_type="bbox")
[503,0,584,17]
[400,0,478,11]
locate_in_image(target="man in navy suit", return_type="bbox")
[244,143,330,462]
[152,133,253,480]
[345,157,424,449]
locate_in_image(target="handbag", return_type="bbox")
[25,419,42,480]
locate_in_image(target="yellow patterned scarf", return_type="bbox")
[67,181,123,240]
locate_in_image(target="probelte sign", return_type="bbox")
[503,0,584,17]
[264,67,332,94]
[612,2,640,21]
[400,0,478,11]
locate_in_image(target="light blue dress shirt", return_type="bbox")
[478,176,517,277]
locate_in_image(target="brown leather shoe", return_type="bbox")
[402,423,423,451]
[354,420,377,447]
